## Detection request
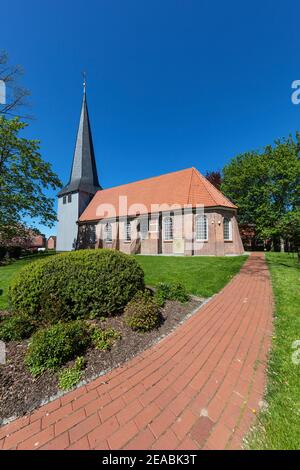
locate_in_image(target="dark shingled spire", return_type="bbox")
[58,85,101,196]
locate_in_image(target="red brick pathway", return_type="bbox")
[0,253,273,450]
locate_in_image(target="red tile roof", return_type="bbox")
[79,167,237,222]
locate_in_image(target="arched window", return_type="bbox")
[125,220,131,241]
[163,216,173,241]
[196,215,208,241]
[223,218,232,241]
[105,222,112,242]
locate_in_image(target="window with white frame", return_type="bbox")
[105,222,112,242]
[196,215,208,241]
[124,220,131,241]
[149,217,158,234]
[223,217,232,241]
[163,216,173,241]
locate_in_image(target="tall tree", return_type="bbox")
[0,51,30,117]
[221,135,300,250]
[0,117,61,242]
[205,170,222,190]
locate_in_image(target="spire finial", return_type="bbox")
[82,71,87,94]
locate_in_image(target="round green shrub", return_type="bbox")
[0,314,36,341]
[9,249,145,322]
[154,282,189,306]
[91,327,121,350]
[58,356,86,391]
[124,290,161,332]
[25,321,90,376]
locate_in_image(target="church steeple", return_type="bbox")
[56,81,101,251]
[58,80,101,196]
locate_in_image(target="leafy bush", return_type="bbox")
[0,246,22,262]
[58,356,85,391]
[124,290,161,332]
[7,246,22,259]
[9,249,145,322]
[0,314,36,341]
[91,327,121,350]
[154,282,189,306]
[0,246,7,262]
[25,321,90,376]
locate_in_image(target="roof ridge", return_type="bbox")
[97,167,194,194]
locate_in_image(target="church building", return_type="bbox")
[56,86,244,256]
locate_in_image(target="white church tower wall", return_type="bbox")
[56,81,101,251]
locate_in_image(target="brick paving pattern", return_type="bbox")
[0,253,273,450]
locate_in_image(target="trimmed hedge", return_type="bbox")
[25,321,90,376]
[0,314,36,341]
[124,290,161,332]
[9,249,145,321]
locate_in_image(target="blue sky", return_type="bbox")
[2,0,300,237]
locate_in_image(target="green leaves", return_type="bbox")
[58,356,86,391]
[0,314,36,341]
[154,282,189,307]
[124,290,161,332]
[221,135,300,241]
[25,321,90,377]
[0,116,62,241]
[90,327,121,351]
[9,249,145,321]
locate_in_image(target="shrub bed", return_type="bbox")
[124,290,161,332]
[9,249,145,321]
[25,321,90,376]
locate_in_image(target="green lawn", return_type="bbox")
[0,253,54,310]
[136,255,247,298]
[247,252,300,450]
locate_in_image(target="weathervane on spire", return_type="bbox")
[82,71,87,94]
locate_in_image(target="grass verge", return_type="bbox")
[247,252,300,450]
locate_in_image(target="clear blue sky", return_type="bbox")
[2,0,300,237]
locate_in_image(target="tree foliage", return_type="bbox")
[205,170,222,190]
[0,117,61,241]
[221,135,300,244]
